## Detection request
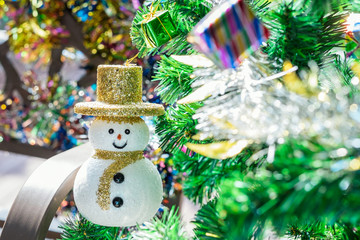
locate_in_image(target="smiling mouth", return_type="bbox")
[112,141,128,149]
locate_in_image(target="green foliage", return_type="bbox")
[127,207,190,240]
[192,201,226,239]
[60,215,122,240]
[333,54,359,97]
[263,1,346,71]
[153,56,196,104]
[173,147,259,203]
[130,0,212,57]
[299,0,349,14]
[247,0,271,19]
[155,103,201,154]
[350,0,360,12]
[208,138,360,239]
[287,221,328,239]
[287,221,360,240]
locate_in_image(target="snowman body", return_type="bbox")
[73,117,163,227]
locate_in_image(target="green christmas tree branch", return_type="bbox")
[126,207,189,240]
[263,1,346,71]
[155,103,201,154]
[192,201,226,240]
[205,138,360,239]
[173,147,262,204]
[130,0,212,57]
[287,221,360,239]
[153,56,196,105]
[60,215,122,240]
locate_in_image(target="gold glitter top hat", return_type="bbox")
[74,65,164,116]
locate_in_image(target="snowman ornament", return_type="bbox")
[74,64,164,227]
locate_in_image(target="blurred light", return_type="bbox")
[350,158,360,170]
[317,92,327,102]
[339,179,350,191]
[350,104,358,112]
[5,99,12,105]
[336,148,348,157]
[351,77,360,86]
[1,104,6,110]
[351,139,360,148]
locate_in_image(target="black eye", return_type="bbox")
[108,128,114,134]
[125,129,130,135]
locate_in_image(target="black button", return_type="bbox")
[113,173,124,183]
[113,197,123,208]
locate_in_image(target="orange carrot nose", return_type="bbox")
[117,134,122,140]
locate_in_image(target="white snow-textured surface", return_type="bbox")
[73,157,162,227]
[89,119,149,151]
[74,118,162,227]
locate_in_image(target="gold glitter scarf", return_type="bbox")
[94,149,144,210]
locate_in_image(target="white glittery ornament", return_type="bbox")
[73,65,164,227]
[73,118,162,227]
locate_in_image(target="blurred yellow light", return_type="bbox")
[1,104,6,110]
[350,158,360,170]
[350,104,358,112]
[205,233,219,238]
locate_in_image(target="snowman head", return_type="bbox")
[89,117,149,151]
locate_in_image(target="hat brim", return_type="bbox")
[74,101,165,117]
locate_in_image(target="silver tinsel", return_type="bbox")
[189,55,360,150]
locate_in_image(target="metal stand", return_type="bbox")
[0,143,92,240]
